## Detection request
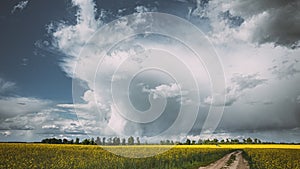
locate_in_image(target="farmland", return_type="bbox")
[0,143,300,169]
[243,148,300,169]
[0,143,231,169]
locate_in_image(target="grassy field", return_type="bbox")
[1,143,299,169]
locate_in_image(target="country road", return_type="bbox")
[199,151,249,169]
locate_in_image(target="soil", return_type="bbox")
[199,150,250,169]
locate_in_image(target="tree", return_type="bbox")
[81,139,90,145]
[185,139,191,145]
[41,137,92,145]
[102,137,106,145]
[231,139,239,144]
[107,138,112,145]
[175,141,182,145]
[75,138,80,144]
[63,138,68,144]
[166,140,170,145]
[113,137,120,145]
[90,138,95,145]
[95,137,101,145]
[137,137,140,145]
[246,137,253,144]
[204,139,210,144]
[122,138,126,145]
[128,136,134,145]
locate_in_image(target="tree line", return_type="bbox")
[41,136,140,145]
[179,137,262,145]
[40,136,291,145]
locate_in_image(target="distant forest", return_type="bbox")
[41,137,300,145]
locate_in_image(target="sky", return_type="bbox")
[0,0,300,143]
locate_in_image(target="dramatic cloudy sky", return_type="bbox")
[0,0,300,143]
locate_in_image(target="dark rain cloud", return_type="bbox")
[229,0,300,48]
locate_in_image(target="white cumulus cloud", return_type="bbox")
[142,83,183,99]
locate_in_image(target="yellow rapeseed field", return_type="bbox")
[0,143,231,169]
[244,148,300,169]
[1,143,299,169]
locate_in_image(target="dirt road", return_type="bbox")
[199,151,249,169]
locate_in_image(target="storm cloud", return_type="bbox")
[44,0,300,141]
[1,0,300,142]
[205,0,300,48]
